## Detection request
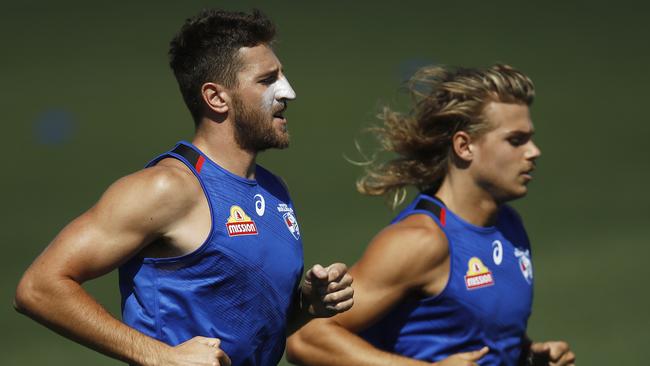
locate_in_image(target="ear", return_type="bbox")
[201,82,231,114]
[452,131,475,162]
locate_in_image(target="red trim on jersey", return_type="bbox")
[195,156,205,173]
[440,207,447,227]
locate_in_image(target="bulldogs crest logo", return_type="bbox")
[514,248,533,284]
[283,211,300,240]
[278,203,300,240]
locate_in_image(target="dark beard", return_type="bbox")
[232,97,289,152]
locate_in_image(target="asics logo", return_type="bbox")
[254,194,265,216]
[492,240,503,265]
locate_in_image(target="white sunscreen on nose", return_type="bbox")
[274,76,296,100]
[262,76,296,111]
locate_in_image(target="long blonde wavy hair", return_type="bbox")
[357,64,535,208]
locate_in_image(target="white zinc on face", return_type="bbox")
[261,75,296,112]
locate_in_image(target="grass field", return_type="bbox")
[2,1,649,365]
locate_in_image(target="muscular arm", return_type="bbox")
[286,215,450,366]
[14,166,204,366]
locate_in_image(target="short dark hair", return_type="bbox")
[169,9,276,124]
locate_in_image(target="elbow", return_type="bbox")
[14,274,35,314]
[14,272,46,316]
[286,332,309,365]
[286,318,341,365]
[12,294,25,314]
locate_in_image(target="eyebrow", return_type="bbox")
[257,67,281,80]
[506,129,535,137]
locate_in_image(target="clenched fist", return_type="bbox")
[164,336,231,366]
[528,341,575,366]
[301,263,354,317]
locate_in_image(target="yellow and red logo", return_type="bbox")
[464,257,495,290]
[225,205,258,237]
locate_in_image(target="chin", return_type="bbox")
[275,130,290,148]
[510,187,529,200]
[495,186,528,203]
[258,128,289,150]
[268,137,290,150]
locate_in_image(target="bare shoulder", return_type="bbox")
[353,213,449,289]
[330,213,449,330]
[17,159,205,282]
[145,158,202,200]
[92,158,202,229]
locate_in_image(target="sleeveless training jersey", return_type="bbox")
[119,141,304,366]
[361,193,533,366]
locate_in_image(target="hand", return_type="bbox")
[301,263,354,317]
[165,336,231,366]
[434,347,489,366]
[529,341,575,366]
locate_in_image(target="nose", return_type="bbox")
[527,140,541,160]
[276,76,296,101]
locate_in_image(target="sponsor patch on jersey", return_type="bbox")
[465,257,495,290]
[226,205,258,237]
[514,248,533,284]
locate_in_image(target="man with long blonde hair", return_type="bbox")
[287,64,574,366]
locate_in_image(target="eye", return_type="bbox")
[260,75,277,85]
[508,135,529,147]
[508,138,523,146]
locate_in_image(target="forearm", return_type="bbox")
[286,299,313,336]
[287,319,430,366]
[15,275,170,366]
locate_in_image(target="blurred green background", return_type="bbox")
[2,1,649,364]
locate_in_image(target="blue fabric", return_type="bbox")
[361,193,533,366]
[119,141,304,366]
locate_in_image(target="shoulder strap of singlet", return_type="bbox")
[145,142,207,175]
[171,144,206,173]
[414,190,447,227]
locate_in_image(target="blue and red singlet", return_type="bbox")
[119,141,304,366]
[361,193,534,366]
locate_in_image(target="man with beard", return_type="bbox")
[14,9,354,366]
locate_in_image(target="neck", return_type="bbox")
[435,171,501,227]
[191,121,258,180]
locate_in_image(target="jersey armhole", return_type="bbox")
[385,227,451,303]
[140,148,217,264]
[400,196,454,304]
